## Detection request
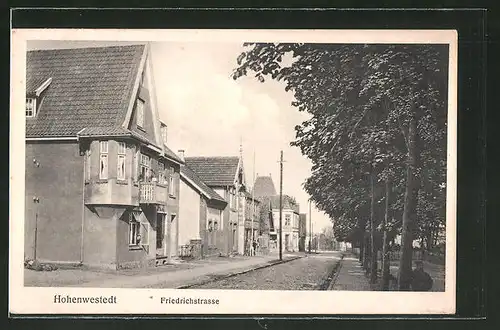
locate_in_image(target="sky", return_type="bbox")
[27,40,332,233]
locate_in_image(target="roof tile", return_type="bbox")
[181,165,226,203]
[26,45,145,137]
[184,156,240,187]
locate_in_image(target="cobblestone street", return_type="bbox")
[190,252,343,290]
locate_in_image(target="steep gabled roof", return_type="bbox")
[26,45,145,137]
[180,165,226,203]
[184,156,240,187]
[253,176,277,198]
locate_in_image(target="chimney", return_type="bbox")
[178,149,185,162]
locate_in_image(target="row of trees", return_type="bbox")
[233,43,448,290]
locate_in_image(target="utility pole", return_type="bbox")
[251,149,256,256]
[308,200,312,253]
[279,150,284,261]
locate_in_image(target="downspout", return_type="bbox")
[79,139,87,264]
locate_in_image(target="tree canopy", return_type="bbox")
[233,43,448,288]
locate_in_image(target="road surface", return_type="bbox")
[189,251,343,290]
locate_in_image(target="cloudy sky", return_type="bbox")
[28,40,332,233]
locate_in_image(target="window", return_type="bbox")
[26,98,36,117]
[118,141,126,155]
[285,214,291,226]
[129,213,141,246]
[169,174,175,196]
[117,142,126,180]
[136,99,145,128]
[158,162,166,184]
[139,154,151,181]
[99,141,108,179]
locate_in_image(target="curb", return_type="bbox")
[177,256,303,289]
[327,256,345,290]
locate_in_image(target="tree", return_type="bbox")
[233,43,448,290]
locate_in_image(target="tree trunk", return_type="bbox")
[397,114,421,290]
[363,234,370,271]
[382,177,391,290]
[359,237,364,263]
[369,171,378,284]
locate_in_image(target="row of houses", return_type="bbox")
[23,44,308,270]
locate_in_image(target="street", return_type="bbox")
[187,251,343,290]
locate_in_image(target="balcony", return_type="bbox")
[139,181,167,205]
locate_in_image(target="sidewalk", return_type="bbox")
[25,254,301,289]
[329,253,371,291]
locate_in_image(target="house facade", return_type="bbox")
[271,196,300,252]
[179,158,228,259]
[24,44,183,270]
[253,175,277,252]
[184,155,247,256]
[243,192,261,255]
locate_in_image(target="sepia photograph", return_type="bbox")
[10,29,457,314]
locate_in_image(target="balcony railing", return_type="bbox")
[139,181,167,204]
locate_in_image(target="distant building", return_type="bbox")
[179,163,227,259]
[253,175,277,198]
[184,155,247,255]
[253,175,300,252]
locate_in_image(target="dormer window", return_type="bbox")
[26,77,52,118]
[136,98,145,128]
[26,98,36,117]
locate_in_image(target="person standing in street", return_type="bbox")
[252,240,258,256]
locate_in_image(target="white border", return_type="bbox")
[10,29,457,315]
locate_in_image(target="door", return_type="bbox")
[232,228,237,252]
[285,234,290,252]
[170,214,177,257]
[156,213,165,256]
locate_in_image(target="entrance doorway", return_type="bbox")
[285,234,290,252]
[156,213,166,256]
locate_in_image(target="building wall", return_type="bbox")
[270,209,300,252]
[166,163,180,257]
[25,141,84,262]
[82,206,121,268]
[179,178,201,246]
[205,205,224,257]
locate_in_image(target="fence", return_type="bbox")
[351,247,444,265]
